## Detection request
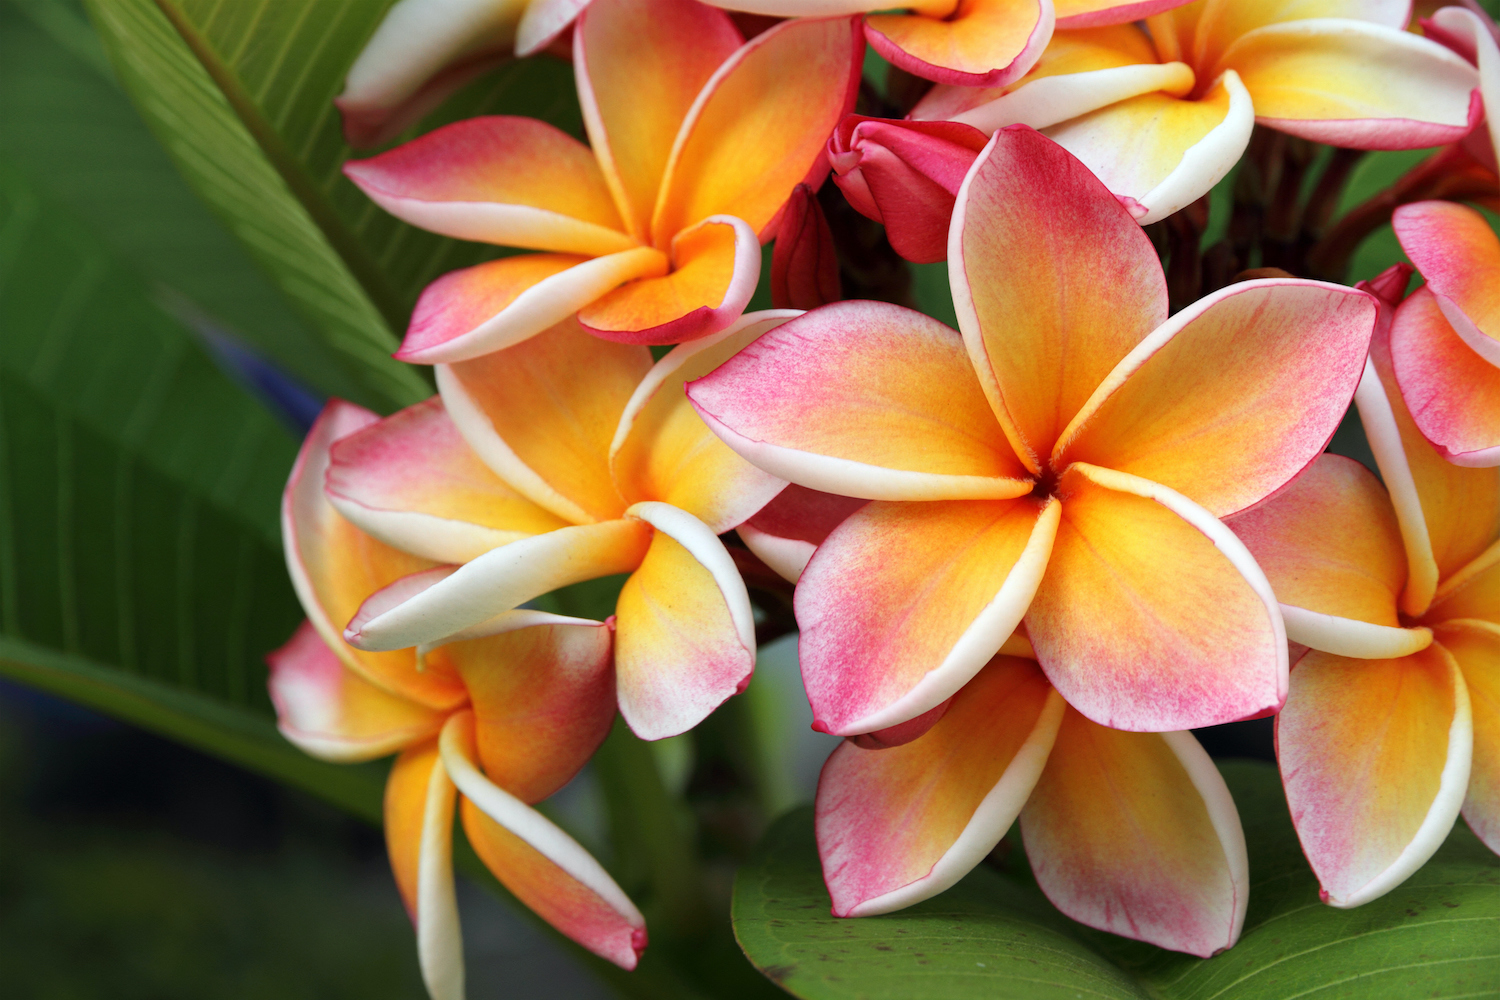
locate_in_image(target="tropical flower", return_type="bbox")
[816,648,1249,956]
[909,1,1481,225]
[343,0,860,359]
[1226,268,1500,906]
[331,313,793,740]
[687,126,1376,739]
[272,400,645,998]
[1425,4,1500,169]
[1389,199,1500,466]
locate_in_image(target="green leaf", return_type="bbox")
[733,761,1500,999]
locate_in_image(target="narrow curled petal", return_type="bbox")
[940,60,1195,134]
[737,484,868,583]
[343,118,634,255]
[1437,621,1500,855]
[614,502,756,740]
[950,126,1167,469]
[385,739,463,1000]
[1058,279,1375,517]
[1428,5,1500,170]
[816,656,1064,916]
[439,319,651,523]
[771,184,842,307]
[326,397,568,564]
[688,301,1031,500]
[578,216,761,345]
[866,0,1053,89]
[1393,200,1500,367]
[797,497,1060,736]
[442,713,647,968]
[652,15,863,243]
[1028,464,1286,731]
[611,311,795,532]
[268,621,445,762]
[1021,713,1247,956]
[1224,20,1480,149]
[1277,645,1472,907]
[1390,287,1500,467]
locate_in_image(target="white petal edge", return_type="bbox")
[417,746,465,1000]
[836,498,1061,736]
[277,723,440,765]
[1325,645,1473,907]
[415,609,606,666]
[1280,603,1433,659]
[439,712,646,928]
[327,494,532,564]
[737,522,812,583]
[353,185,639,257]
[1160,730,1250,947]
[1432,290,1500,368]
[945,62,1195,133]
[625,501,756,654]
[516,0,590,56]
[1130,70,1253,225]
[846,687,1065,916]
[1431,6,1500,169]
[340,0,524,111]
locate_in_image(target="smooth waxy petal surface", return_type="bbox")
[1391,287,1500,467]
[385,739,463,1000]
[1438,622,1500,855]
[1054,0,1191,28]
[737,484,869,583]
[1191,0,1411,74]
[1394,200,1500,365]
[866,0,1052,88]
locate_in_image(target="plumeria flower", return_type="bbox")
[1389,200,1500,466]
[687,126,1377,739]
[817,647,1249,956]
[1226,268,1500,906]
[909,1,1482,225]
[701,0,1194,88]
[332,313,793,740]
[337,0,591,147]
[343,0,860,358]
[272,400,646,998]
[1425,4,1500,169]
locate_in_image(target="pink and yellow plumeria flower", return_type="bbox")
[817,648,1248,956]
[1227,276,1500,905]
[1389,200,1500,465]
[329,313,792,740]
[273,401,647,997]
[687,126,1377,739]
[912,1,1481,224]
[343,0,860,359]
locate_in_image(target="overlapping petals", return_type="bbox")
[345,0,861,355]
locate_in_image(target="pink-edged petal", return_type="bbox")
[1054,0,1191,29]
[1191,1,1416,75]
[1028,464,1287,731]
[865,0,1054,89]
[1057,278,1375,517]
[1429,6,1500,170]
[441,712,647,968]
[816,655,1064,916]
[614,502,756,740]
[935,61,1196,134]
[1393,200,1500,367]
[398,250,668,364]
[326,397,569,564]
[1391,285,1500,467]
[268,620,446,762]
[770,184,841,307]
[1436,620,1500,856]
[737,484,868,583]
[1020,713,1247,956]
[516,0,591,55]
[687,300,1032,501]
[797,497,1060,736]
[344,117,634,256]
[1277,643,1472,907]
[385,739,464,1000]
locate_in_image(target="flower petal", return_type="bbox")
[1277,644,1472,907]
[516,0,591,55]
[1428,6,1500,172]
[611,311,794,532]
[797,497,1060,736]
[815,656,1064,916]
[442,712,647,968]
[284,402,467,709]
[326,397,569,564]
[268,621,446,762]
[1028,464,1286,730]
[866,0,1053,89]
[652,15,863,244]
[1192,0,1412,74]
[438,319,651,524]
[614,502,756,740]
[1436,621,1500,855]
[577,215,761,344]
[1058,279,1375,517]
[687,300,1031,500]
[343,117,634,255]
[1020,712,1247,956]
[1054,0,1193,29]
[737,484,868,583]
[1390,286,1500,467]
[1223,20,1480,149]
[771,183,842,307]
[575,0,743,241]
[385,739,464,1000]
[1393,200,1500,368]
[1430,539,1500,625]
[950,125,1167,469]
[945,60,1196,135]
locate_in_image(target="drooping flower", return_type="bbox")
[272,401,645,998]
[816,648,1249,956]
[909,1,1481,225]
[343,0,860,358]
[1226,270,1500,906]
[331,313,793,740]
[687,126,1376,738]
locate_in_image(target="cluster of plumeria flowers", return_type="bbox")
[268,0,1500,994]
